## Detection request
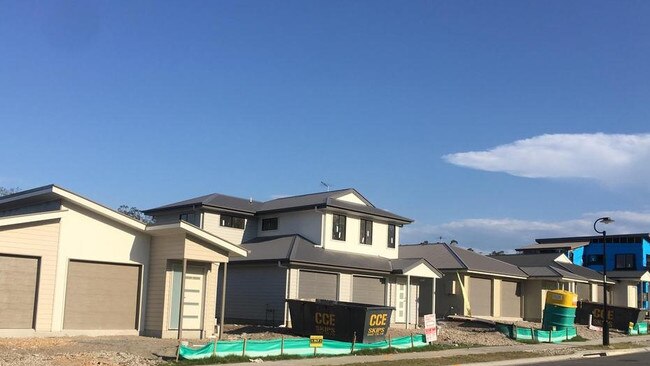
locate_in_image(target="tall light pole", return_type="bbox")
[594,216,614,346]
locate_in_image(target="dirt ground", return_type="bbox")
[0,320,630,365]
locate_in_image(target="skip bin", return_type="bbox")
[287,299,394,343]
[575,301,645,331]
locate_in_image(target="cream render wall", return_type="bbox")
[0,220,60,333]
[52,202,151,333]
[322,212,399,259]
[334,193,367,205]
[202,212,254,244]
[256,210,323,244]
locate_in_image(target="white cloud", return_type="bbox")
[401,210,650,253]
[443,133,650,184]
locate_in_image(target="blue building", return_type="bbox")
[519,233,650,309]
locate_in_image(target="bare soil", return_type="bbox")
[0,320,629,365]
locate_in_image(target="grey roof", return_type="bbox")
[144,193,262,215]
[536,234,650,244]
[234,235,404,274]
[492,254,607,283]
[399,243,527,278]
[390,258,443,277]
[516,242,589,251]
[145,188,412,223]
[606,271,650,280]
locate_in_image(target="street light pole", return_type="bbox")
[594,217,614,346]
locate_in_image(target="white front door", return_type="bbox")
[182,265,205,330]
[395,279,407,322]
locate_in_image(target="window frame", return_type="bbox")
[586,254,604,265]
[261,217,278,231]
[360,219,373,245]
[179,213,199,226]
[387,224,396,248]
[615,253,636,270]
[332,214,346,241]
[220,214,245,229]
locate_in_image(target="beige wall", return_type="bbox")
[435,272,465,317]
[202,212,254,244]
[612,281,638,308]
[256,210,323,244]
[322,212,399,259]
[0,220,60,333]
[334,193,367,205]
[339,273,352,301]
[53,202,151,334]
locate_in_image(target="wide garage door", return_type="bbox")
[352,276,385,305]
[64,261,140,330]
[0,255,39,329]
[469,277,492,316]
[500,280,521,318]
[299,271,337,300]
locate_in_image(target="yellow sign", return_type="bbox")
[309,335,324,348]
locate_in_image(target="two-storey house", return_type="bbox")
[144,189,441,329]
[520,234,650,309]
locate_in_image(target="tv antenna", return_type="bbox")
[320,181,331,192]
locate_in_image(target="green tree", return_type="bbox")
[117,205,155,224]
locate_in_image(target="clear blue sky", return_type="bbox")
[2,1,649,251]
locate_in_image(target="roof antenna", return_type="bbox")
[320,181,331,192]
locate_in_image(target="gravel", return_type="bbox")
[0,320,631,365]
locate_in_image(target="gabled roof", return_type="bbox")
[145,188,412,223]
[491,253,610,283]
[233,234,437,276]
[606,271,650,281]
[399,243,528,279]
[516,242,590,251]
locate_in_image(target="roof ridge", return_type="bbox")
[288,235,299,261]
[444,243,468,269]
[264,188,351,203]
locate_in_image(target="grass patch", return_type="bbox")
[568,335,589,342]
[351,343,478,356]
[579,341,646,351]
[515,339,540,344]
[164,353,306,365]
[340,351,541,366]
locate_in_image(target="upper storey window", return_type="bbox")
[179,213,199,226]
[360,219,373,245]
[220,214,245,229]
[387,224,396,248]
[262,217,278,231]
[332,214,346,241]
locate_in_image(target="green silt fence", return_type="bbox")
[179,334,428,360]
[495,323,577,343]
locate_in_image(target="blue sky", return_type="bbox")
[2,1,650,251]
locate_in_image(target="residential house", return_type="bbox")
[529,234,650,309]
[491,253,616,321]
[144,189,441,329]
[0,185,246,338]
[399,243,527,320]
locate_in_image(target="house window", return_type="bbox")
[262,217,278,231]
[615,254,636,270]
[586,254,604,265]
[646,254,650,270]
[179,213,199,226]
[387,224,396,248]
[332,214,346,241]
[360,219,373,245]
[220,214,245,229]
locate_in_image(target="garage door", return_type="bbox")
[500,281,521,318]
[469,277,492,316]
[352,276,385,305]
[299,271,337,300]
[0,255,39,329]
[64,261,140,330]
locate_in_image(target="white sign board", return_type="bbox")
[423,313,437,342]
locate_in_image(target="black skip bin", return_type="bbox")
[287,299,395,343]
[575,301,646,331]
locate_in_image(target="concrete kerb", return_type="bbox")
[206,335,650,366]
[462,346,650,366]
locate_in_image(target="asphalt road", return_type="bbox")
[529,351,650,365]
